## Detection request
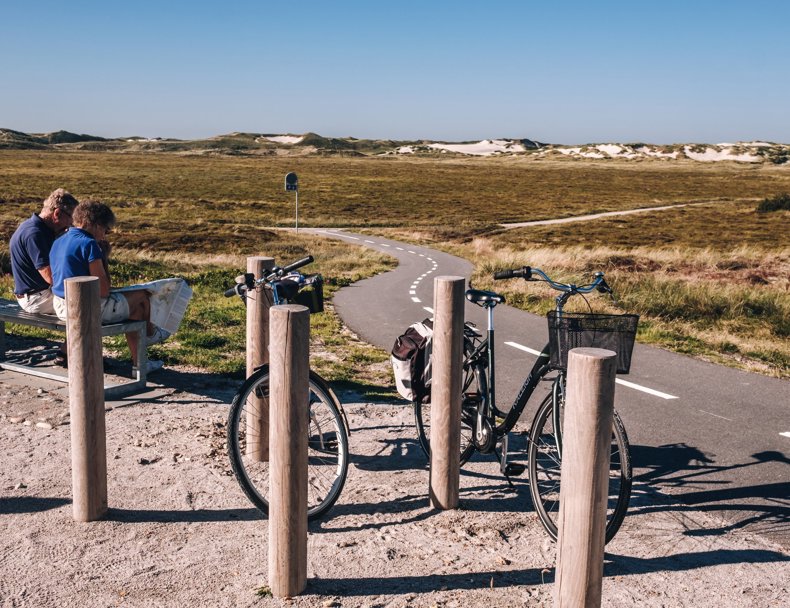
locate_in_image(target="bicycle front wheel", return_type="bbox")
[227,366,349,520]
[527,392,632,544]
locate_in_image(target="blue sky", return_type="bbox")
[1,1,787,143]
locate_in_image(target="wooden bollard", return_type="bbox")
[429,276,465,510]
[268,304,309,598]
[65,277,108,522]
[246,256,275,461]
[555,348,617,608]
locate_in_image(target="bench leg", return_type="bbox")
[132,324,148,385]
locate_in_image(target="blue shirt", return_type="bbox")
[9,214,57,296]
[50,228,104,298]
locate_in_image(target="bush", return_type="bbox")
[756,193,790,213]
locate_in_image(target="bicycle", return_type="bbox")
[414,266,637,543]
[224,255,350,520]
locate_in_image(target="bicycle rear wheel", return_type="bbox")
[414,361,482,464]
[227,366,349,520]
[527,392,632,544]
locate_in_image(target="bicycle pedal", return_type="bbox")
[504,463,526,477]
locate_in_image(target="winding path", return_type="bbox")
[499,200,742,229]
[307,227,790,550]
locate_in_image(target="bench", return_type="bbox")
[0,298,149,399]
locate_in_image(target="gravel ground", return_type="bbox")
[1,359,788,608]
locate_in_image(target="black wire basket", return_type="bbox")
[547,311,639,374]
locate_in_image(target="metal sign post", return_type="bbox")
[285,172,299,233]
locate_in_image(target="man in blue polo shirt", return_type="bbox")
[9,189,78,314]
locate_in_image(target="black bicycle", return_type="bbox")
[224,256,350,520]
[415,266,637,543]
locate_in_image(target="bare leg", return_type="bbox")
[126,330,140,365]
[121,291,154,365]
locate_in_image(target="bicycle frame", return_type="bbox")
[467,269,607,454]
[464,320,552,447]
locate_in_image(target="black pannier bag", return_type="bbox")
[292,273,324,313]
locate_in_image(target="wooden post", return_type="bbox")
[65,277,108,522]
[555,348,617,608]
[246,256,275,461]
[268,304,309,598]
[429,276,465,510]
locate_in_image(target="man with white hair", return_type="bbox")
[9,188,78,314]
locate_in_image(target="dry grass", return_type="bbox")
[1,150,788,378]
[2,151,790,228]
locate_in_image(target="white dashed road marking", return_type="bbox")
[411,297,421,303]
[505,341,543,357]
[505,341,679,400]
[781,432,790,439]
[615,378,678,400]
[698,409,734,422]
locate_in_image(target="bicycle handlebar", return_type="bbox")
[224,256,315,297]
[281,255,314,276]
[493,266,532,280]
[494,265,611,295]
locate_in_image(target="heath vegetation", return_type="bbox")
[1,150,788,382]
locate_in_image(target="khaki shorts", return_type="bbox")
[16,289,56,315]
[53,292,131,324]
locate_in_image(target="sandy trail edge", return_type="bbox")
[1,366,787,608]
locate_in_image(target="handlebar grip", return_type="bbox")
[225,283,247,298]
[493,266,532,280]
[597,279,612,294]
[281,255,314,275]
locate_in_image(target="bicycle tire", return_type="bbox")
[227,366,349,520]
[414,360,482,464]
[527,391,632,544]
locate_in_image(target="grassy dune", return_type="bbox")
[1,150,788,379]
[2,151,789,228]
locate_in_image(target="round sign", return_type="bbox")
[285,172,298,191]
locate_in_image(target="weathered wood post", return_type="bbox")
[65,276,107,522]
[555,348,617,608]
[429,276,465,509]
[246,256,275,461]
[268,304,309,598]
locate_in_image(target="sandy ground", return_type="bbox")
[1,356,788,608]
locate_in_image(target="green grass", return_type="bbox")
[0,231,397,396]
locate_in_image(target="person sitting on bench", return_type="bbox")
[50,201,169,374]
[9,188,78,315]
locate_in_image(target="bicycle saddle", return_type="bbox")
[465,289,505,306]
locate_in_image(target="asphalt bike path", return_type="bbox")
[308,228,790,550]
